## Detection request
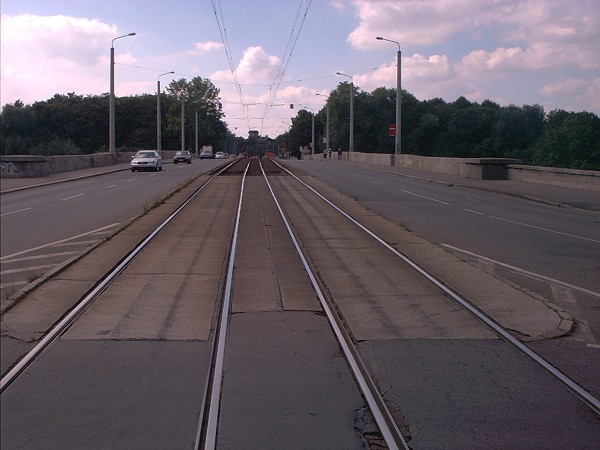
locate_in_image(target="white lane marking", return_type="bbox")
[61,193,85,201]
[464,208,485,215]
[104,184,117,189]
[126,179,136,183]
[2,251,80,264]
[442,243,600,299]
[402,189,451,205]
[369,180,380,184]
[0,207,32,217]
[1,264,56,275]
[489,215,600,243]
[587,344,600,349]
[0,223,121,261]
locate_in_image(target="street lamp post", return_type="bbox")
[109,32,136,154]
[376,36,401,164]
[336,72,354,157]
[157,71,174,152]
[181,97,185,151]
[316,93,330,157]
[195,108,201,155]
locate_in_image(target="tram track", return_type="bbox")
[1,157,598,449]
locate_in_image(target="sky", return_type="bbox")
[2,0,599,138]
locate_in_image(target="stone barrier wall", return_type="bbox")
[3,151,598,191]
[507,164,600,191]
[332,152,599,191]
[1,151,178,178]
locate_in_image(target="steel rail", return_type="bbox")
[0,163,236,393]
[261,161,409,450]
[275,161,600,416]
[195,160,249,450]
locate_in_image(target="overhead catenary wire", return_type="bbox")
[208,1,313,135]
[210,0,249,130]
[262,0,313,124]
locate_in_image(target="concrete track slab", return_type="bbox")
[273,175,571,341]
[218,311,365,449]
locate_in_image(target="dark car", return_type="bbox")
[200,150,214,159]
[173,150,192,164]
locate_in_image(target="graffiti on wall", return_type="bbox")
[1,161,19,175]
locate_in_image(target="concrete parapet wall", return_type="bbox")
[346,152,598,189]
[352,152,520,180]
[349,152,393,166]
[3,151,597,191]
[508,164,600,191]
[1,151,179,178]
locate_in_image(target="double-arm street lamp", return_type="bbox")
[109,32,136,154]
[336,72,354,156]
[376,36,401,164]
[157,71,174,152]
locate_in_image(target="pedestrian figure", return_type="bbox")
[337,148,342,160]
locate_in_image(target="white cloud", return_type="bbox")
[355,53,454,92]
[542,77,589,96]
[2,14,116,66]
[211,46,280,85]
[347,0,479,48]
[347,0,600,67]
[458,42,599,77]
[542,77,600,112]
[194,41,224,54]
[330,0,347,11]
[1,14,132,104]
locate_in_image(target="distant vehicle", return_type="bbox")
[173,150,192,164]
[131,150,162,172]
[200,150,214,159]
[215,151,225,159]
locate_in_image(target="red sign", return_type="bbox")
[388,124,396,136]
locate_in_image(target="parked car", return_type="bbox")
[173,150,192,164]
[131,150,162,172]
[200,150,214,159]
[215,151,225,159]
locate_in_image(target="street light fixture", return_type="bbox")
[376,36,401,164]
[157,71,174,152]
[316,93,330,157]
[336,72,354,157]
[109,32,136,154]
[180,96,185,151]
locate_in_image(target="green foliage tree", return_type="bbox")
[287,109,314,157]
[1,100,37,154]
[531,110,600,170]
[166,76,227,151]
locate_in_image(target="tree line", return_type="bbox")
[278,83,599,170]
[2,79,599,170]
[1,77,229,156]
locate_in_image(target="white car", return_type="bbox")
[215,151,225,159]
[131,150,162,172]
